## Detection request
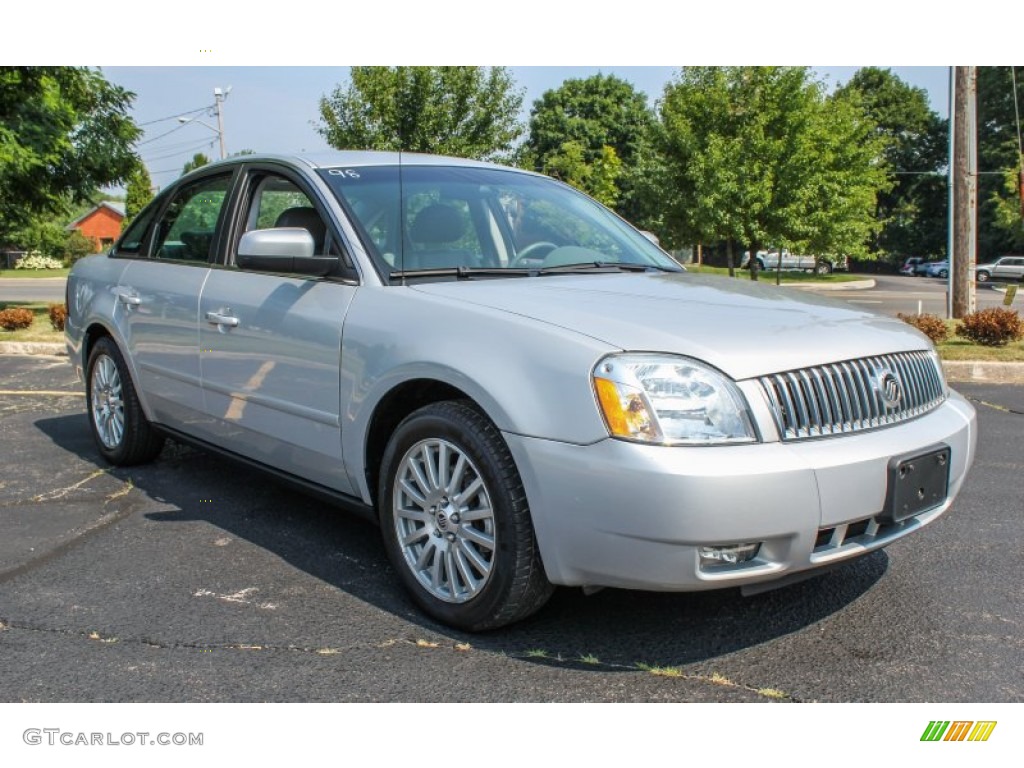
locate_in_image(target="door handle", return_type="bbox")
[205,310,239,328]
[116,291,141,307]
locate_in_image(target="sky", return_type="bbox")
[103,66,952,191]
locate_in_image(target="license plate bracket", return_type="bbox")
[881,444,950,523]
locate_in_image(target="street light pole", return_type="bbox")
[213,87,228,160]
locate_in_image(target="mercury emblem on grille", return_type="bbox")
[877,369,903,409]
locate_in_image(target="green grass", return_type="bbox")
[0,302,64,343]
[684,264,864,283]
[0,268,70,278]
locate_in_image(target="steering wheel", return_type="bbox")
[510,241,558,267]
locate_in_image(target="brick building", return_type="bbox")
[65,201,125,252]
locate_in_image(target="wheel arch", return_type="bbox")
[82,320,157,423]
[361,377,506,509]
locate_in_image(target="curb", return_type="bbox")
[942,361,1024,385]
[783,279,876,291]
[0,342,66,356]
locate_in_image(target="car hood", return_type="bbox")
[412,272,932,380]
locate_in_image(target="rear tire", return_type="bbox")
[85,336,165,466]
[378,400,553,631]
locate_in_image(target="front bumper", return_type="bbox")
[505,390,976,591]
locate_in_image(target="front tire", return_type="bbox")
[815,261,833,275]
[976,271,990,283]
[378,401,553,631]
[85,336,165,466]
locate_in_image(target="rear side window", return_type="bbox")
[153,174,233,263]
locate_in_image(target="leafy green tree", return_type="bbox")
[182,152,212,176]
[124,162,154,226]
[0,67,140,245]
[977,67,1024,257]
[526,74,654,219]
[543,142,623,207]
[836,68,948,261]
[7,211,69,258]
[64,229,96,263]
[317,67,523,161]
[658,66,890,279]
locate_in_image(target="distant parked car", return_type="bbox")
[924,261,949,278]
[898,257,925,276]
[975,256,1024,283]
[741,249,844,275]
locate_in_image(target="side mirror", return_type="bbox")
[237,228,337,276]
[640,230,660,247]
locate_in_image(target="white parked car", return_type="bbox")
[65,152,977,630]
[975,256,1024,283]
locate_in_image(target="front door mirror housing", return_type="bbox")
[237,228,337,276]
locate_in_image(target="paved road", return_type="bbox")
[0,278,65,303]
[823,274,1014,316]
[0,355,1020,702]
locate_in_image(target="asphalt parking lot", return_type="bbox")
[0,355,1021,702]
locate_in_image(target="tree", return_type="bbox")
[182,152,211,176]
[0,67,140,245]
[64,229,96,264]
[542,142,623,207]
[317,67,523,161]
[124,163,154,226]
[977,67,1024,257]
[658,66,890,279]
[835,68,948,262]
[526,74,654,219]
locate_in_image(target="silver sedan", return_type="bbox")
[65,152,976,630]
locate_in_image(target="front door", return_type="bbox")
[198,171,357,493]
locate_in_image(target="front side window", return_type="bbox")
[243,174,328,256]
[152,174,233,262]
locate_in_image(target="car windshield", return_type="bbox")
[318,164,680,278]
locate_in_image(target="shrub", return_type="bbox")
[897,312,949,343]
[955,307,1024,347]
[48,303,68,332]
[0,307,35,331]
[14,252,65,270]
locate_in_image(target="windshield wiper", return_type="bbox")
[536,261,681,275]
[389,267,533,282]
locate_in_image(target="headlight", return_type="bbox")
[593,354,757,445]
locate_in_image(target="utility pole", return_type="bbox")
[951,66,977,318]
[213,86,229,160]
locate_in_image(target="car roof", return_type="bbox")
[196,151,521,173]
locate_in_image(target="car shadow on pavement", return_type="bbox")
[36,413,887,672]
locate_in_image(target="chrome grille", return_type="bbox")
[758,351,946,441]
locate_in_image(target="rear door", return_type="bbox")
[198,166,358,493]
[116,171,235,426]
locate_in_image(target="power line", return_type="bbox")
[137,105,210,127]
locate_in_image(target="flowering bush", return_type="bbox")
[49,303,68,332]
[956,308,1024,347]
[0,308,35,331]
[896,312,949,343]
[14,252,65,270]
